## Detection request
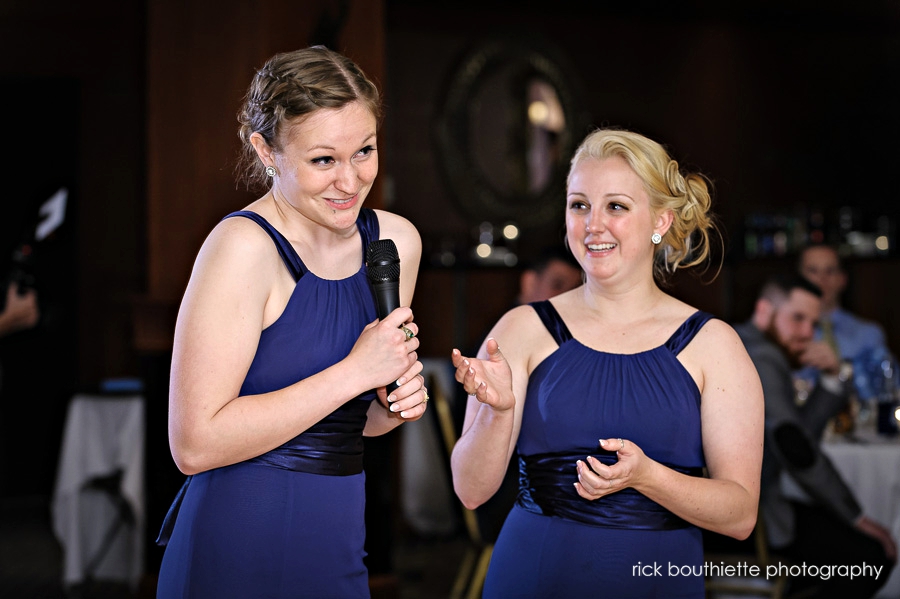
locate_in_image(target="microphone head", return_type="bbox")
[366,239,400,283]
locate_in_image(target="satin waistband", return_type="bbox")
[157,396,372,546]
[247,397,370,476]
[517,450,704,530]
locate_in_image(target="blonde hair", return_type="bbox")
[236,46,382,192]
[568,128,720,282]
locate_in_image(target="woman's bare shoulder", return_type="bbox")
[191,214,282,281]
[480,303,559,371]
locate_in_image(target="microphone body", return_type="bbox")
[371,278,401,320]
[366,239,402,393]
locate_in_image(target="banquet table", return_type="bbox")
[51,393,145,589]
[821,435,900,599]
[782,430,900,598]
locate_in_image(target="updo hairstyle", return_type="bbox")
[236,46,382,191]
[567,128,719,281]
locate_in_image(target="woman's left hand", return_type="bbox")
[375,360,428,421]
[574,437,649,500]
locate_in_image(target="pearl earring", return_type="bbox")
[651,233,662,245]
[265,165,277,177]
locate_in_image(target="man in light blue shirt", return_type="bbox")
[796,244,893,402]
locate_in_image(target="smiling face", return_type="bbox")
[565,156,671,285]
[252,101,378,232]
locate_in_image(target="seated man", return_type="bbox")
[735,274,896,598]
[516,246,582,308]
[796,243,893,405]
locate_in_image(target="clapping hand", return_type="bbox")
[451,338,515,412]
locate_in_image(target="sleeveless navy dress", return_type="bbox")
[156,209,381,599]
[483,301,712,599]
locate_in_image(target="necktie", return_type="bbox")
[820,316,839,355]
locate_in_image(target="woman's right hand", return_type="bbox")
[451,338,515,411]
[349,306,419,390]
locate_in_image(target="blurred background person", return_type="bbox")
[0,283,40,339]
[798,243,890,365]
[735,273,896,598]
[516,245,582,306]
[795,243,895,430]
[0,283,40,394]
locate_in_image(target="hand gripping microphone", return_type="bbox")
[366,239,401,392]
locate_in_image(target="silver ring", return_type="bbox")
[608,478,613,490]
[400,325,415,341]
[618,438,625,450]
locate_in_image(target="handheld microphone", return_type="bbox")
[366,239,401,392]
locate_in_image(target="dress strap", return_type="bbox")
[664,311,715,355]
[223,208,378,281]
[356,207,380,250]
[223,211,306,281]
[530,300,573,346]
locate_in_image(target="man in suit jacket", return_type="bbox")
[735,274,895,598]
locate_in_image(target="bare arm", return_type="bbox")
[168,217,419,474]
[575,320,764,539]
[450,306,548,509]
[637,321,763,538]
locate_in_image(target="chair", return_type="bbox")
[428,373,493,599]
[704,512,816,599]
[80,470,136,582]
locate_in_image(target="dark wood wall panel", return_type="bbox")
[139,0,387,349]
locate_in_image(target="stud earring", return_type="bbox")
[651,232,662,245]
[265,165,277,178]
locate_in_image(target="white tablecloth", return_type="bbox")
[51,394,145,588]
[783,434,900,598]
[823,438,900,599]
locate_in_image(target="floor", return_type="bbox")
[0,494,470,599]
[1,495,782,599]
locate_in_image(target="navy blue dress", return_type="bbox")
[156,209,381,599]
[483,301,712,599]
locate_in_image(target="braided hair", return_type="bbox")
[236,46,382,191]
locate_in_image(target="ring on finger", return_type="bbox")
[400,325,415,342]
[618,438,625,451]
[422,388,429,402]
[608,478,613,490]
